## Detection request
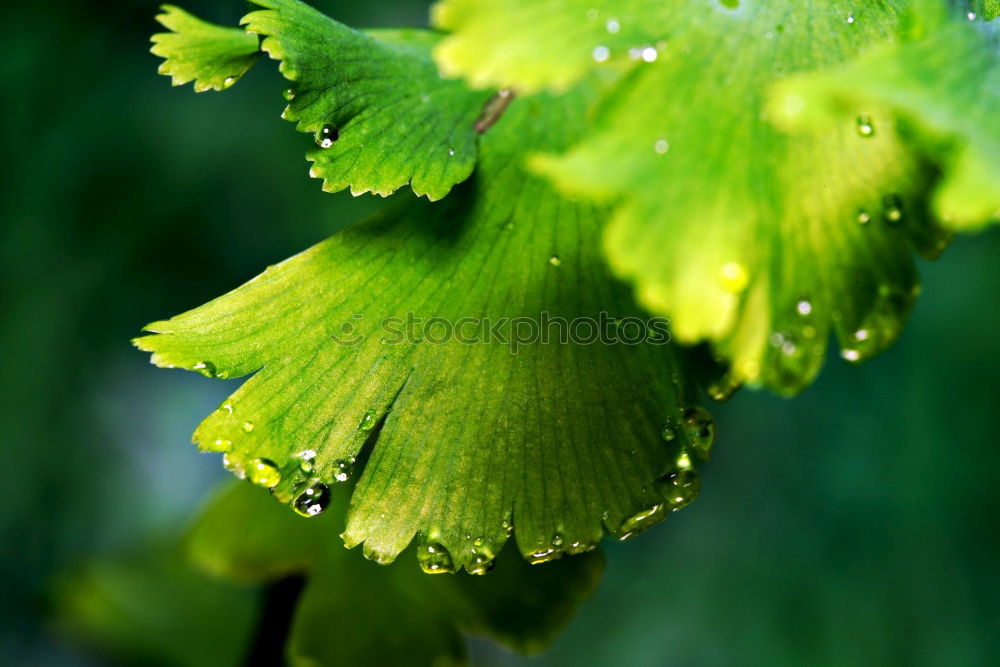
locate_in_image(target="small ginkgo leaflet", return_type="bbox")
[188,482,604,664]
[434,0,997,397]
[137,79,717,571]
[152,0,492,200]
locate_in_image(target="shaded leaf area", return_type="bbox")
[771,6,1000,231]
[189,482,605,665]
[152,1,492,200]
[461,0,955,396]
[151,5,262,92]
[135,87,715,569]
[54,549,256,667]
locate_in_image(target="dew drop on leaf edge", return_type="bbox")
[248,458,281,489]
[315,124,339,148]
[292,480,330,517]
[417,540,455,574]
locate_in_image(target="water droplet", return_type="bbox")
[192,361,216,378]
[292,480,330,517]
[968,12,977,21]
[592,45,610,63]
[654,138,670,154]
[223,76,235,87]
[548,255,562,267]
[796,299,813,316]
[249,458,281,489]
[846,13,855,24]
[222,452,247,479]
[706,372,741,402]
[606,18,620,33]
[219,401,234,414]
[447,148,455,156]
[551,533,564,547]
[297,449,317,473]
[282,87,295,101]
[333,458,353,482]
[718,261,748,292]
[417,539,454,573]
[242,421,254,433]
[617,504,666,541]
[857,209,871,225]
[206,438,233,453]
[527,547,561,564]
[358,410,377,431]
[856,115,875,137]
[586,8,599,21]
[681,406,716,458]
[472,536,484,547]
[883,194,904,224]
[640,46,658,62]
[657,468,701,510]
[661,423,676,442]
[466,551,495,575]
[315,124,339,148]
[500,518,513,536]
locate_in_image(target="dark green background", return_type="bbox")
[2,1,997,664]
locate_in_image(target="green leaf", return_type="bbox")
[136,85,714,568]
[151,5,261,92]
[770,7,1000,231]
[55,549,256,667]
[241,0,494,200]
[189,482,605,664]
[513,1,959,395]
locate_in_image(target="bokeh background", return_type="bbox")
[3,1,998,664]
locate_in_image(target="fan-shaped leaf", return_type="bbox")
[136,86,714,569]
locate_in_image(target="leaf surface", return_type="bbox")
[242,0,493,200]
[151,4,261,92]
[439,0,963,395]
[136,86,714,568]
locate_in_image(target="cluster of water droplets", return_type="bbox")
[616,405,716,541]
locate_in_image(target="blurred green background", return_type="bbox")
[2,1,997,665]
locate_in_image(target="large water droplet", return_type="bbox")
[617,504,667,541]
[417,540,454,574]
[681,406,716,458]
[192,361,216,378]
[249,458,281,488]
[358,410,377,432]
[466,550,495,575]
[315,124,339,148]
[283,87,295,101]
[292,480,330,517]
[657,468,701,510]
[333,458,353,482]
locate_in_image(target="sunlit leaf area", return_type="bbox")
[3,0,998,665]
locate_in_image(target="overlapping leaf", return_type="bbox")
[771,6,1000,231]
[136,84,715,569]
[151,1,493,200]
[189,482,604,665]
[435,0,975,395]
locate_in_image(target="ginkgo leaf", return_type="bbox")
[457,0,959,396]
[770,6,1000,231]
[189,482,605,665]
[241,0,493,200]
[136,86,715,570]
[151,5,262,92]
[151,2,493,201]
